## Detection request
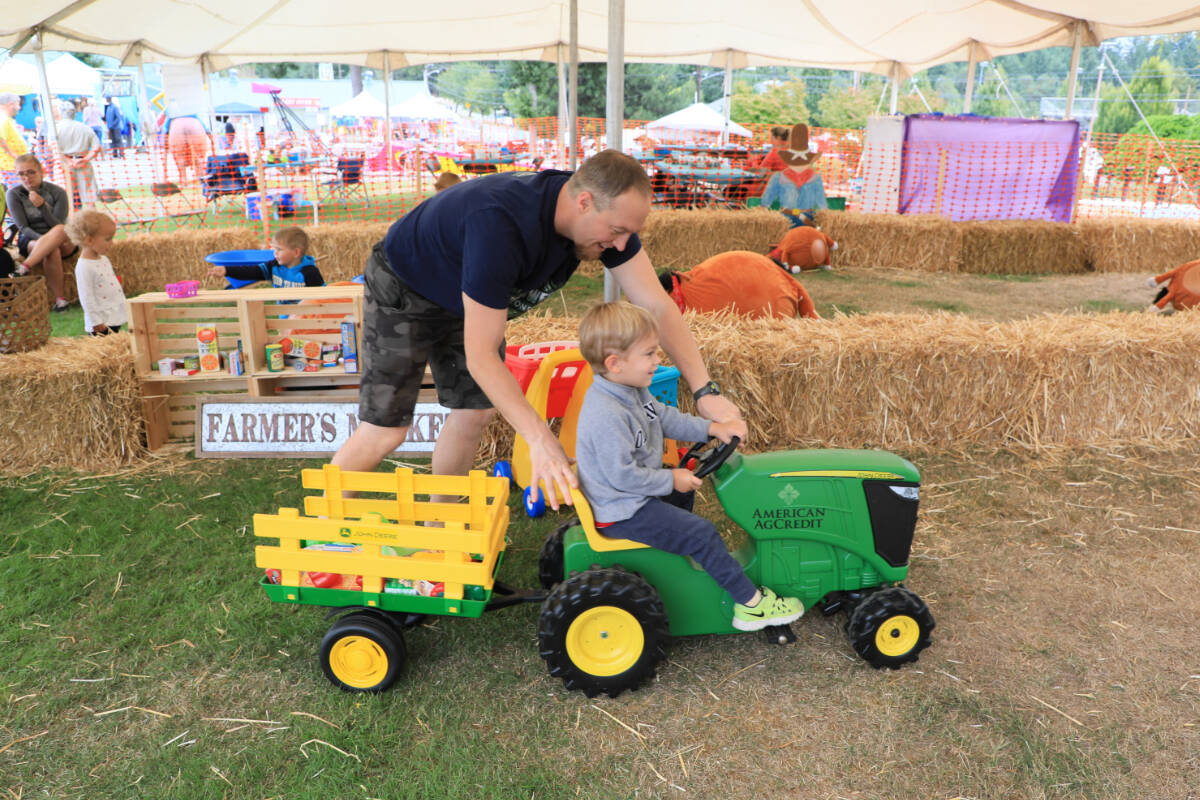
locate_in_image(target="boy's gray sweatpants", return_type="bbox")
[603,490,756,605]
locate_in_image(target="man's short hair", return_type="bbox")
[57,100,77,118]
[566,149,651,210]
[273,225,309,254]
[14,153,40,170]
[579,301,658,375]
[0,93,19,108]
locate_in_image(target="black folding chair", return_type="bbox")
[320,157,369,205]
[152,181,207,229]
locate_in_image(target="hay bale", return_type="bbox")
[0,333,146,473]
[306,222,391,281]
[111,228,260,295]
[478,309,1200,461]
[813,210,962,272]
[576,208,792,277]
[1078,218,1200,274]
[959,219,1088,275]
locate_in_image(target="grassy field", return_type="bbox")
[6,265,1195,798]
[3,446,1198,799]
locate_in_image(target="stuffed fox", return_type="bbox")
[660,251,819,320]
[1147,259,1200,313]
[768,227,838,274]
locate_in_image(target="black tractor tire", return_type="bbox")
[537,517,578,590]
[319,613,407,693]
[537,567,670,698]
[846,586,934,670]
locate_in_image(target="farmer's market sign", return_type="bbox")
[195,398,450,458]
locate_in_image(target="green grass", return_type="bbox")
[914,298,971,312]
[1082,299,1142,313]
[0,457,580,798]
[981,273,1046,282]
[886,279,925,288]
[49,304,87,337]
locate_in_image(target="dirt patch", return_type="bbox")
[548,444,1200,799]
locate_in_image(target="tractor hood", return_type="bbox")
[716,449,920,485]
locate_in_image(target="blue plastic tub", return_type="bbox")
[205,249,273,289]
[649,365,681,407]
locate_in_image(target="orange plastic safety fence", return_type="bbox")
[22,115,1197,250]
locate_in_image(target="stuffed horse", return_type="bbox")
[661,251,819,320]
[1147,259,1200,313]
[768,226,838,274]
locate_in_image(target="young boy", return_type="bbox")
[576,301,805,631]
[206,226,324,289]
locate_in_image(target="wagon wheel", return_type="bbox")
[846,586,934,670]
[319,612,407,692]
[537,568,670,698]
[537,517,579,590]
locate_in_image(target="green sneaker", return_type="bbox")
[732,586,804,631]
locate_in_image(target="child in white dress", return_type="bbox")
[66,210,126,335]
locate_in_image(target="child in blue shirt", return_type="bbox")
[206,226,323,289]
[575,301,805,631]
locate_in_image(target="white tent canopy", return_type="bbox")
[0,56,37,94]
[4,2,1200,78]
[329,89,386,118]
[646,102,752,139]
[45,53,99,96]
[391,91,459,121]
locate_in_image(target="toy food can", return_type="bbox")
[265,343,284,372]
[182,354,200,372]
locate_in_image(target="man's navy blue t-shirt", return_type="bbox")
[383,169,642,318]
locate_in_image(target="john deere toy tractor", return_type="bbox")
[533,437,935,697]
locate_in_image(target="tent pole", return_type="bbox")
[557,44,567,168]
[136,52,163,182]
[383,50,393,202]
[889,63,899,114]
[31,34,72,206]
[991,62,1025,118]
[1064,21,1082,119]
[604,0,625,303]
[964,43,977,113]
[721,50,733,148]
[569,0,579,170]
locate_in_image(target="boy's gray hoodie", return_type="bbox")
[576,374,712,523]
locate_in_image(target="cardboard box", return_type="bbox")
[341,319,358,373]
[197,324,221,373]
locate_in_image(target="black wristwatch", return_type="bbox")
[692,380,721,403]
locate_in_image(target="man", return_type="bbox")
[331,150,742,508]
[0,93,29,187]
[103,96,124,159]
[53,101,101,208]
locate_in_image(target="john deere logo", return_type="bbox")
[338,526,352,539]
[777,483,800,506]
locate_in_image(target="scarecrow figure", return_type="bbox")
[760,123,829,227]
[1148,259,1200,313]
[768,226,837,274]
[660,251,819,320]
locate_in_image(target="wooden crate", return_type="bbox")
[128,285,383,447]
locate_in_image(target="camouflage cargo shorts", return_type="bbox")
[359,241,501,427]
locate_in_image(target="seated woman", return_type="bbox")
[6,154,75,311]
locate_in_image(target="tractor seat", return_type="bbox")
[568,488,650,553]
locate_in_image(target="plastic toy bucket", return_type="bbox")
[205,249,274,289]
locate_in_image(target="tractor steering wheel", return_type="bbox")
[681,436,741,479]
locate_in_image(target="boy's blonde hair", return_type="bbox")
[434,172,462,192]
[273,225,309,254]
[65,209,116,246]
[579,301,657,375]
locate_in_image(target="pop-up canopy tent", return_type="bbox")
[646,102,752,141]
[44,53,99,96]
[391,91,459,122]
[330,90,387,119]
[0,57,37,94]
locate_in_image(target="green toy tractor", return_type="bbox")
[534,437,935,698]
